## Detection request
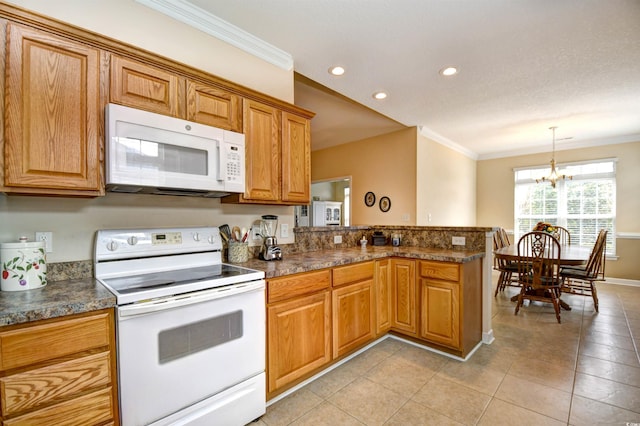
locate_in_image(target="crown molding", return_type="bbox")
[135,0,293,70]
[418,126,478,160]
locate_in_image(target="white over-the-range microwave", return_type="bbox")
[105,103,245,197]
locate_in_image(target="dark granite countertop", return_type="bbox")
[235,246,484,279]
[0,246,483,327]
[0,278,116,327]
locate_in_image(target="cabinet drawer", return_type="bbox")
[268,270,331,303]
[0,312,112,371]
[419,260,460,282]
[1,352,111,416]
[332,261,374,287]
[3,386,114,426]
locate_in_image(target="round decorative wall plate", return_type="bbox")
[379,196,391,212]
[364,191,376,207]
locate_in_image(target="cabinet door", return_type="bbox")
[242,99,281,201]
[267,291,330,393]
[391,258,417,335]
[186,80,242,132]
[281,112,310,204]
[332,280,374,358]
[419,278,460,349]
[3,23,103,196]
[110,54,185,117]
[375,259,392,335]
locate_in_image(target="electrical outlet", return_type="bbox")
[35,232,53,253]
[452,236,466,246]
[280,223,289,238]
[252,226,261,241]
[401,213,410,222]
[334,235,342,244]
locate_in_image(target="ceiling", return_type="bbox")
[175,1,640,159]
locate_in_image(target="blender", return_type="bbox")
[259,215,282,261]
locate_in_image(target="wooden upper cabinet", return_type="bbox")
[110,54,186,118]
[240,99,281,202]
[2,23,104,196]
[223,100,311,205]
[281,111,310,203]
[186,80,242,132]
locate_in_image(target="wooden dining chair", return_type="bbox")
[493,228,519,296]
[553,226,571,245]
[515,231,563,323]
[560,229,607,312]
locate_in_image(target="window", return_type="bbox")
[514,159,616,254]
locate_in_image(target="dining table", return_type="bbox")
[493,243,592,310]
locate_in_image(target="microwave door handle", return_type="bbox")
[216,140,225,182]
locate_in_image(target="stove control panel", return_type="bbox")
[152,232,182,245]
[95,227,223,261]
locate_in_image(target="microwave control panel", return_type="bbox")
[220,134,245,193]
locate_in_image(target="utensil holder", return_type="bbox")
[228,241,249,263]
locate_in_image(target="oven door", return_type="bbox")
[116,280,265,426]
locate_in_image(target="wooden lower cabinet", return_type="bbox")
[374,259,392,335]
[0,309,119,425]
[418,258,482,357]
[332,262,375,358]
[332,279,375,358]
[390,258,417,336]
[266,271,331,395]
[265,257,483,397]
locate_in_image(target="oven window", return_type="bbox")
[158,310,243,364]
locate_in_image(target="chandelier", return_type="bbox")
[536,126,572,188]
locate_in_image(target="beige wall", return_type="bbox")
[477,141,640,280]
[416,134,477,226]
[1,1,296,263]
[312,128,417,226]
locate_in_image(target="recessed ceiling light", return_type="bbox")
[440,66,458,76]
[328,66,345,76]
[372,91,387,100]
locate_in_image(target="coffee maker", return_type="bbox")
[259,215,282,261]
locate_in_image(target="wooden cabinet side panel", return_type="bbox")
[4,23,102,192]
[110,55,185,117]
[391,259,417,335]
[0,352,111,417]
[243,100,281,201]
[332,280,374,358]
[420,279,460,349]
[461,258,483,354]
[281,112,310,203]
[2,387,114,426]
[375,259,392,335]
[0,312,111,371]
[267,292,331,393]
[186,81,242,132]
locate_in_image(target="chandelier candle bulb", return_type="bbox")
[536,126,573,188]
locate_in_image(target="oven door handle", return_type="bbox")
[118,280,265,318]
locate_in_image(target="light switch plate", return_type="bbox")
[280,223,289,238]
[334,235,342,244]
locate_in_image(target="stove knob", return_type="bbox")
[208,235,216,244]
[127,236,138,246]
[193,232,201,242]
[106,240,118,251]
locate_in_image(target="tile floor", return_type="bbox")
[253,274,640,425]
